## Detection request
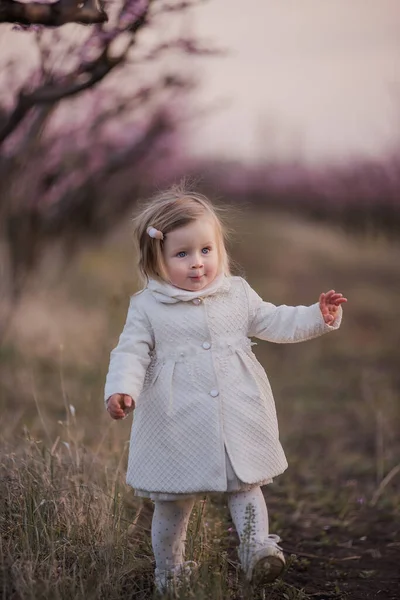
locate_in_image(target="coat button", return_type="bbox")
[192,298,202,305]
[202,342,211,350]
[209,389,219,397]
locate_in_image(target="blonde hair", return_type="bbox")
[133,181,231,285]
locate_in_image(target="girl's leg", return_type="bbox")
[151,498,195,571]
[227,486,269,544]
[227,486,285,583]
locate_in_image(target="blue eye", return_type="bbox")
[177,251,187,258]
[202,247,210,254]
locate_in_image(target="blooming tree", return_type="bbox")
[0,0,212,338]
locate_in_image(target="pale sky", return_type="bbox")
[1,0,399,166]
[183,0,400,164]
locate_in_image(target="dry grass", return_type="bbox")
[1,210,399,599]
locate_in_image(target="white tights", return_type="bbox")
[151,487,269,570]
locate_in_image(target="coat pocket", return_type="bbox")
[235,348,273,399]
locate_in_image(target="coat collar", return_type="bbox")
[147,273,231,304]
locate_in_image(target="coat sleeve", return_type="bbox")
[104,295,154,405]
[241,278,342,343]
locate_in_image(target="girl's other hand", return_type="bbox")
[319,290,347,325]
[107,394,135,419]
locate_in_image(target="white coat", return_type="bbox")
[104,275,342,495]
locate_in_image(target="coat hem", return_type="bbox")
[133,477,274,501]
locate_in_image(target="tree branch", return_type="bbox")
[0,0,108,26]
[0,93,31,145]
[41,111,172,236]
[0,55,119,143]
[0,1,151,145]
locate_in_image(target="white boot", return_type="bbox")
[154,561,198,595]
[239,534,285,584]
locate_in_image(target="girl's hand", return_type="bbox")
[319,290,347,325]
[106,394,135,419]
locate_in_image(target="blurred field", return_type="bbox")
[1,209,399,599]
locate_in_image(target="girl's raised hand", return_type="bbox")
[106,393,135,419]
[319,290,347,325]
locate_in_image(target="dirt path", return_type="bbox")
[270,502,400,599]
[131,491,399,599]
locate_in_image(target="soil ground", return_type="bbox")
[266,494,399,599]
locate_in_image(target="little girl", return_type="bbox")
[104,183,347,592]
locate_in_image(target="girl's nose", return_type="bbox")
[191,254,204,268]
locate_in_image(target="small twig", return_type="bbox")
[333,555,362,562]
[285,547,361,562]
[30,369,53,446]
[309,593,343,598]
[371,463,400,506]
